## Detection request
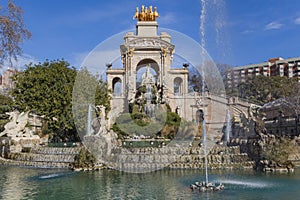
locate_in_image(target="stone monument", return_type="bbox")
[106,5,201,122]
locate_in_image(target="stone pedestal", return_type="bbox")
[136,21,158,37]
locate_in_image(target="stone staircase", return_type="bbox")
[231,105,247,121]
[102,144,254,172]
[7,146,81,168]
[2,143,255,170]
[169,145,254,169]
[229,100,251,120]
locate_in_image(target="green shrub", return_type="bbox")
[263,137,299,164]
[73,147,96,169]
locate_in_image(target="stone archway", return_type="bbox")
[136,59,159,89]
[136,59,159,75]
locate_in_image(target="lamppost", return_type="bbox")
[183,63,189,68]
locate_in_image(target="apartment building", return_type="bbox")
[226,57,300,89]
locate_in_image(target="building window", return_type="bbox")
[174,77,183,96]
[112,77,122,96]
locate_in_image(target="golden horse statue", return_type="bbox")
[133,5,160,21]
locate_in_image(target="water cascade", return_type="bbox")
[144,84,154,118]
[87,104,93,135]
[225,109,232,144]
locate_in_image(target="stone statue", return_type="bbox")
[0,111,20,137]
[133,7,139,19]
[98,105,107,135]
[249,104,261,120]
[141,65,155,86]
[91,105,107,136]
[153,7,159,19]
[0,111,40,141]
[84,105,118,158]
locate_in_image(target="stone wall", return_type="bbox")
[230,136,300,170]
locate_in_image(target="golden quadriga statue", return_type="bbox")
[133,5,159,21]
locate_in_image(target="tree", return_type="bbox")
[0,94,13,109]
[72,147,96,169]
[6,60,110,142]
[0,0,31,66]
[0,94,13,132]
[11,60,77,142]
[72,68,111,139]
[236,76,299,105]
[216,63,233,80]
[263,137,299,165]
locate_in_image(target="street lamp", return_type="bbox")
[183,63,189,68]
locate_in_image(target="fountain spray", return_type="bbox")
[200,0,209,185]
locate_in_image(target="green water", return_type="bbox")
[0,166,299,200]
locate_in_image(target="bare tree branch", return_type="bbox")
[0,0,31,68]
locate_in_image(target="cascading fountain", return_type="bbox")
[142,65,155,118]
[87,104,93,136]
[224,109,232,144]
[144,83,154,118]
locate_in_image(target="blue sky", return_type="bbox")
[9,0,300,70]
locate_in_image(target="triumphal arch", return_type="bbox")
[106,6,201,122]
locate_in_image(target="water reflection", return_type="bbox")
[0,166,299,200]
[0,167,36,200]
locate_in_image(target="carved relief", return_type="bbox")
[126,38,174,50]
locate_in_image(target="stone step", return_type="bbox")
[15,161,71,168]
[104,161,255,172]
[114,146,242,155]
[2,144,259,170]
[30,147,81,155]
[9,152,76,163]
[167,161,254,169]
[1,156,71,168]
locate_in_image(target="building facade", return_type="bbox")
[0,68,17,94]
[226,57,300,89]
